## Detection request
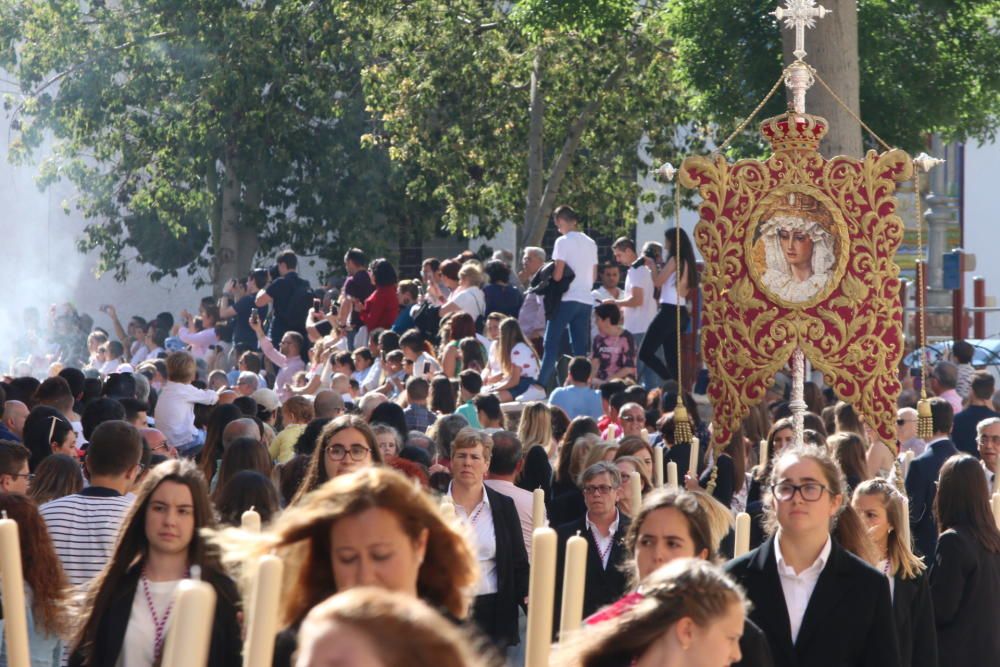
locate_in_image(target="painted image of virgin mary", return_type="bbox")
[757,192,837,303]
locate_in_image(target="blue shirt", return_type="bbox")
[549,385,603,420]
[392,306,416,334]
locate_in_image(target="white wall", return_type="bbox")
[962,139,1000,337]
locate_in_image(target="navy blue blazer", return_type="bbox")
[904,438,958,557]
[724,537,900,667]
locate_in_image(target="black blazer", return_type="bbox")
[724,537,901,667]
[893,570,937,667]
[549,479,587,527]
[929,527,1000,667]
[905,438,958,557]
[735,618,776,667]
[68,565,242,667]
[554,513,631,634]
[480,485,530,647]
[527,261,575,319]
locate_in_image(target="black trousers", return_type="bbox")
[638,303,689,383]
[471,593,512,649]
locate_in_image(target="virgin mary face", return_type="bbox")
[778,227,814,275]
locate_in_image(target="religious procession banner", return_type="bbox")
[679,111,912,451]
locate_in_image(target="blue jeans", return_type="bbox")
[540,300,591,386]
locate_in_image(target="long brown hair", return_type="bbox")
[292,415,383,504]
[754,417,793,483]
[213,467,478,627]
[71,459,228,661]
[197,402,243,482]
[555,417,599,484]
[935,454,1000,553]
[211,437,272,502]
[0,495,70,636]
[553,559,744,667]
[827,432,869,489]
[853,479,926,579]
[29,453,84,505]
[498,317,536,376]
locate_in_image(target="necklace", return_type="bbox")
[881,552,891,577]
[467,498,487,525]
[591,525,615,565]
[141,565,187,663]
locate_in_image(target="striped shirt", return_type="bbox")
[40,487,134,588]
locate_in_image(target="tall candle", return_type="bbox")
[629,471,642,518]
[901,450,915,480]
[161,577,217,667]
[653,447,664,488]
[688,438,699,479]
[899,496,912,549]
[241,505,261,533]
[734,512,751,557]
[525,527,557,667]
[758,439,769,468]
[992,493,1000,531]
[532,488,546,530]
[0,511,29,667]
[667,461,678,490]
[559,533,588,636]
[243,555,283,667]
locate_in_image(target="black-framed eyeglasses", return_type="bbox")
[327,444,371,461]
[582,484,617,496]
[10,473,35,482]
[771,481,830,502]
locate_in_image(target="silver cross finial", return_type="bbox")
[772,0,831,61]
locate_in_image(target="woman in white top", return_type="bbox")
[439,261,486,321]
[488,318,542,402]
[177,304,221,360]
[639,227,699,385]
[68,460,241,667]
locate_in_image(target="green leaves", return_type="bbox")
[511,0,637,39]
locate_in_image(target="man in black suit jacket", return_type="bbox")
[950,370,998,456]
[905,397,957,557]
[725,536,900,667]
[554,461,631,636]
[448,429,530,649]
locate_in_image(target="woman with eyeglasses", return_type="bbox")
[725,444,901,667]
[852,479,937,667]
[291,415,383,504]
[929,454,1000,667]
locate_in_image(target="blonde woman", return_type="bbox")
[852,479,937,667]
[440,262,486,321]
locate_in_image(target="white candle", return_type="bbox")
[0,511,29,667]
[901,450,915,480]
[734,512,751,557]
[161,577,217,667]
[900,496,912,549]
[243,555,283,667]
[525,527,557,667]
[629,471,642,518]
[758,439,769,468]
[241,506,261,533]
[653,447,664,488]
[992,493,1000,531]
[532,488,545,530]
[558,533,588,636]
[688,438,700,479]
[667,461,679,490]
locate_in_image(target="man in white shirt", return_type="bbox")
[540,205,598,387]
[590,261,621,342]
[611,237,659,389]
[484,431,540,560]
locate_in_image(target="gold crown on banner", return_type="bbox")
[759,112,828,152]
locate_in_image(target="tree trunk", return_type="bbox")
[238,179,262,277]
[521,46,545,251]
[215,149,243,297]
[781,0,862,158]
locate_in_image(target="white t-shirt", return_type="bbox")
[116,578,182,667]
[509,342,540,379]
[553,231,598,304]
[446,287,486,320]
[153,381,219,447]
[624,265,657,334]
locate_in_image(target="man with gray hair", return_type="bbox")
[235,371,260,397]
[930,360,962,416]
[976,416,1000,493]
[518,246,547,352]
[554,460,630,627]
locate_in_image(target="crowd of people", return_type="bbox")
[0,204,997,667]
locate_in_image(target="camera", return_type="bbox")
[268,265,280,280]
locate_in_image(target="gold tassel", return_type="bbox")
[674,403,693,445]
[893,458,906,494]
[705,464,720,495]
[917,398,933,440]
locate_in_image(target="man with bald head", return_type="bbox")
[313,389,345,420]
[140,427,176,459]
[1,401,28,442]
[222,418,262,450]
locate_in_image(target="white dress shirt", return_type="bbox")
[983,461,996,494]
[774,534,832,644]
[450,484,498,596]
[585,510,621,570]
